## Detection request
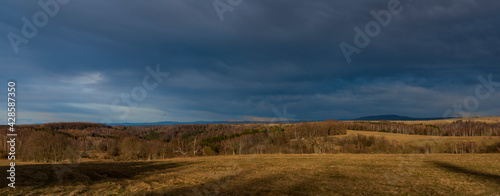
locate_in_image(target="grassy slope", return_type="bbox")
[340,130,500,146]
[2,118,500,195]
[345,116,500,124]
[391,116,500,124]
[1,154,499,195]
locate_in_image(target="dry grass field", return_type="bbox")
[341,130,500,146]
[343,116,500,125]
[390,116,500,125]
[1,154,499,195]
[1,118,499,195]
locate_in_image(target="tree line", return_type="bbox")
[1,120,499,163]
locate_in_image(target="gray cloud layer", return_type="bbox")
[1,0,499,124]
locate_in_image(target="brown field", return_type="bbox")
[382,116,500,125]
[341,130,500,146]
[1,119,500,195]
[1,154,499,195]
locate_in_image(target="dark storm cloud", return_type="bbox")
[1,0,499,124]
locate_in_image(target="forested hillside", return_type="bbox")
[1,120,499,163]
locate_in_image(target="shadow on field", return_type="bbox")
[0,161,197,189]
[432,161,500,185]
[143,170,347,195]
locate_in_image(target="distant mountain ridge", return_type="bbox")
[107,120,304,126]
[354,115,451,121]
[105,115,453,126]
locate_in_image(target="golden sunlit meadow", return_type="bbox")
[341,130,499,146]
[2,118,500,195]
[1,154,499,195]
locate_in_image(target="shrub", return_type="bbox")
[203,146,217,156]
[21,131,78,163]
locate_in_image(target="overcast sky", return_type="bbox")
[1,0,500,124]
